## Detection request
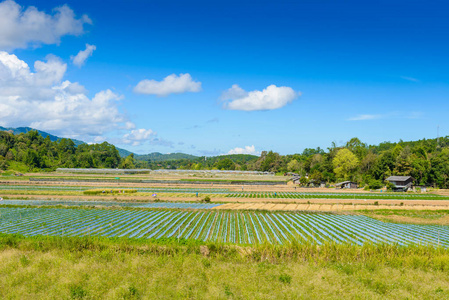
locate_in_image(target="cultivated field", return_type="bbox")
[1,171,449,299]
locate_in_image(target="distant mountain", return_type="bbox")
[136,152,199,162]
[0,126,134,158]
[117,148,134,158]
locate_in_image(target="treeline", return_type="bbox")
[1,130,449,188]
[251,137,449,188]
[142,137,449,188]
[0,130,121,170]
[146,154,259,170]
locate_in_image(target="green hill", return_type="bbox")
[0,126,133,158]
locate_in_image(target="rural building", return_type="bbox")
[385,176,414,191]
[335,181,358,189]
[291,175,301,184]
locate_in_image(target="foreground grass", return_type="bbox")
[1,234,449,299]
[359,209,449,225]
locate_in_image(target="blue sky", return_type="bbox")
[0,0,448,156]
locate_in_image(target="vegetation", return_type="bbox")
[83,189,137,195]
[0,130,121,171]
[359,209,449,225]
[3,129,449,188]
[1,234,449,299]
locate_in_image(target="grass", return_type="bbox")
[1,234,449,299]
[83,189,137,195]
[359,209,449,225]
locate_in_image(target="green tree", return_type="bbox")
[120,154,135,169]
[332,149,359,180]
[287,159,301,173]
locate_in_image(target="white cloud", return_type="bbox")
[71,44,96,67]
[221,84,247,100]
[133,73,202,96]
[0,0,91,50]
[121,129,174,147]
[125,122,136,130]
[0,51,127,140]
[222,84,299,111]
[400,76,420,82]
[348,114,383,121]
[227,145,259,155]
[122,129,156,146]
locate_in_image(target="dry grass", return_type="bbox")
[1,236,449,299]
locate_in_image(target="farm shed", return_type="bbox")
[291,175,301,184]
[335,181,358,189]
[386,176,414,192]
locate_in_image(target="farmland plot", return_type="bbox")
[0,207,448,247]
[0,200,222,209]
[226,192,449,200]
[0,185,231,194]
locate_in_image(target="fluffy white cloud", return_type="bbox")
[227,145,259,155]
[134,73,201,96]
[122,129,156,146]
[71,44,96,67]
[121,129,174,147]
[0,51,127,139]
[0,0,91,50]
[222,84,299,111]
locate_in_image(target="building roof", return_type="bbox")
[335,181,356,186]
[386,176,413,181]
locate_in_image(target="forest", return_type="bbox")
[1,130,449,188]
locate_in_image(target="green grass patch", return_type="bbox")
[83,189,137,195]
[1,234,449,299]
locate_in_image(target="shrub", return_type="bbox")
[374,201,379,206]
[202,196,211,203]
[367,179,383,190]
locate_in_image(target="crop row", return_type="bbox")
[226,192,449,200]
[0,185,230,194]
[0,200,221,209]
[0,207,448,247]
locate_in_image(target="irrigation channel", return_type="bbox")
[0,206,448,247]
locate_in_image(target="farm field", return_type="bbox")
[1,174,449,299]
[1,206,448,247]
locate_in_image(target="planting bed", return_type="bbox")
[0,185,230,194]
[0,200,221,209]
[226,191,449,200]
[0,207,448,246]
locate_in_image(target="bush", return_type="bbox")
[385,182,395,191]
[202,196,211,203]
[367,179,383,190]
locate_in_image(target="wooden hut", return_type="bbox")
[385,176,414,191]
[335,181,358,189]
